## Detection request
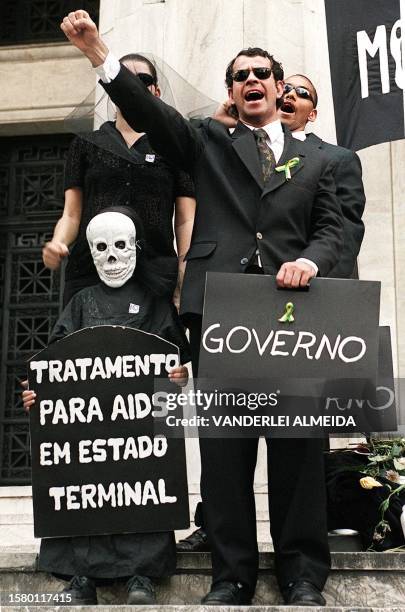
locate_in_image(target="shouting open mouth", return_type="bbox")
[280,100,295,114]
[244,89,264,102]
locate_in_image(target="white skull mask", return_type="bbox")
[86,212,137,288]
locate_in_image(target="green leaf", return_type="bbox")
[369,454,390,463]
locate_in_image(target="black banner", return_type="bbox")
[28,326,189,538]
[325,0,404,150]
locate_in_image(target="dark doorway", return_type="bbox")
[0,134,72,484]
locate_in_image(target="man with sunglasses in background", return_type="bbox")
[279,74,365,279]
[61,9,344,607]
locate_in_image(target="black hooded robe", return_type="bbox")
[37,279,190,579]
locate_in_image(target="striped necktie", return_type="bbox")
[254,128,276,184]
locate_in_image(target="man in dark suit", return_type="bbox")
[181,73,367,557]
[61,10,344,607]
[279,74,365,279]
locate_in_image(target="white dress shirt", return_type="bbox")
[241,119,284,163]
[95,51,121,83]
[292,130,307,141]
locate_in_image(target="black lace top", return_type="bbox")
[64,122,194,281]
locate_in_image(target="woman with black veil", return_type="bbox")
[42,53,195,309]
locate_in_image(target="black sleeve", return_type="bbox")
[102,65,207,174]
[328,151,365,278]
[159,304,191,365]
[174,168,195,198]
[298,158,344,277]
[48,294,83,344]
[64,136,87,191]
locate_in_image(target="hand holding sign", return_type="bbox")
[21,379,35,411]
[276,260,316,288]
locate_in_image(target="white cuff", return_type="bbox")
[297,258,318,276]
[95,51,121,83]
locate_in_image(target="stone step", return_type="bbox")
[1,549,404,608]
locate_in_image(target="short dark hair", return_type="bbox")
[225,47,284,88]
[119,53,158,85]
[286,73,318,108]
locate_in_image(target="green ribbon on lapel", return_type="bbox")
[278,302,295,323]
[275,157,300,180]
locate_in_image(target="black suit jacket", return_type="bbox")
[305,133,365,279]
[103,66,344,318]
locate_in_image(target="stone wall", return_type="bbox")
[0,42,95,135]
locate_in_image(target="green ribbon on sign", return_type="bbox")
[275,157,300,180]
[278,302,295,323]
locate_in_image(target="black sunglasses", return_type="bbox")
[137,72,156,87]
[283,83,315,105]
[232,67,272,82]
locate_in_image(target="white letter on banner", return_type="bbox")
[390,19,405,90]
[337,336,366,363]
[357,26,389,98]
[49,487,65,510]
[40,442,53,466]
[202,324,224,353]
[54,441,71,465]
[29,360,48,384]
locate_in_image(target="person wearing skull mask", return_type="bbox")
[42,53,195,310]
[23,206,190,606]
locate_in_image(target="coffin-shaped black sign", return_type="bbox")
[28,326,189,538]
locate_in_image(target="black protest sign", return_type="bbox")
[28,326,189,538]
[324,0,404,150]
[197,273,381,436]
[321,326,397,433]
[200,273,380,381]
[371,326,397,431]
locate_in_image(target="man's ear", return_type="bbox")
[307,108,317,123]
[153,85,161,98]
[276,79,284,101]
[227,87,235,104]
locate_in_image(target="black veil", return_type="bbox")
[64,52,220,161]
